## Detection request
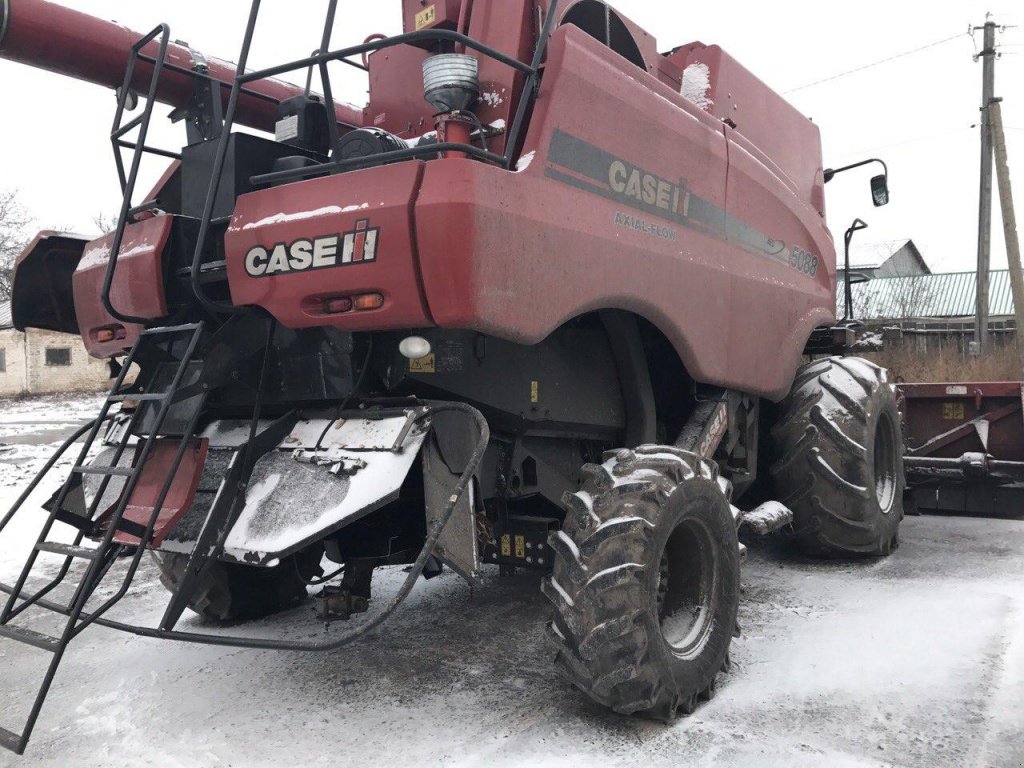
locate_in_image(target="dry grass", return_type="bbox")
[861,340,1024,383]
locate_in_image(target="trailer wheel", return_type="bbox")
[771,356,904,557]
[543,447,739,720]
[153,550,319,622]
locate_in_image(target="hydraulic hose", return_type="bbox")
[1,402,489,652]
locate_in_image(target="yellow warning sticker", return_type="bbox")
[500,534,511,557]
[415,5,437,30]
[530,380,539,403]
[515,535,526,559]
[409,353,436,373]
[942,402,965,420]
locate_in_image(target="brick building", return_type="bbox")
[0,301,110,397]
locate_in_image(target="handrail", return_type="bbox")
[102,24,173,327]
[188,0,559,315]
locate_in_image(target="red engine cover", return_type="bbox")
[73,216,172,358]
[224,164,433,331]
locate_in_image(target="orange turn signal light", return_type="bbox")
[352,293,385,311]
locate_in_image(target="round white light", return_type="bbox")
[399,336,432,360]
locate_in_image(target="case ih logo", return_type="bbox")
[244,219,380,278]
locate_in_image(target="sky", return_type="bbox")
[0,0,1022,274]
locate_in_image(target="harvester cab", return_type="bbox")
[0,0,906,754]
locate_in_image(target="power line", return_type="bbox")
[830,126,974,162]
[784,33,966,94]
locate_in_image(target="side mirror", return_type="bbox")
[870,174,890,207]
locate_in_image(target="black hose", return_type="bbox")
[1,401,489,652]
[296,560,345,587]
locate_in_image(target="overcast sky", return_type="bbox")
[1,0,1022,273]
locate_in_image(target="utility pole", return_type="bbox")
[973,18,997,355]
[990,99,1024,374]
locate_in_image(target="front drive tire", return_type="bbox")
[771,356,904,557]
[543,447,740,720]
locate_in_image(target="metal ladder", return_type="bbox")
[104,23,180,327]
[0,322,206,755]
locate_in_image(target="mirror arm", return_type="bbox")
[823,157,888,184]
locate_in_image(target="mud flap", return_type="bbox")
[423,434,481,585]
[220,410,431,566]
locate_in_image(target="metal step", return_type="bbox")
[0,625,60,652]
[108,393,167,403]
[35,542,98,561]
[72,465,134,477]
[0,726,22,754]
[141,323,202,337]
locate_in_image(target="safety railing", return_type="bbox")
[187,0,560,316]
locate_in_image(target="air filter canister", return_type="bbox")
[422,53,480,113]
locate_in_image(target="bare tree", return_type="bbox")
[92,212,119,235]
[0,189,34,301]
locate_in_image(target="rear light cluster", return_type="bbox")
[321,292,385,315]
[93,325,127,343]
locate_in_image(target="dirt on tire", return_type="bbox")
[542,446,739,721]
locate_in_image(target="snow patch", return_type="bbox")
[241,204,368,230]
[78,242,154,271]
[515,151,536,173]
[481,91,505,107]
[681,62,714,110]
[407,131,437,148]
[489,118,506,131]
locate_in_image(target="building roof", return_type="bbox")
[839,269,1015,320]
[0,301,12,330]
[840,239,912,270]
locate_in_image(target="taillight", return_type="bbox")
[93,325,126,343]
[353,293,385,311]
[323,297,354,315]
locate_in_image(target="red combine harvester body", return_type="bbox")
[0,0,904,754]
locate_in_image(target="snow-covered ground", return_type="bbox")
[0,394,1022,767]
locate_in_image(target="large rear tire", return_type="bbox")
[153,550,319,622]
[543,447,739,720]
[771,356,904,557]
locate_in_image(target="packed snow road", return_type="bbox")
[0,394,1022,767]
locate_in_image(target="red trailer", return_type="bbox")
[898,382,1024,517]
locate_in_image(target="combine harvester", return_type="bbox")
[0,0,900,753]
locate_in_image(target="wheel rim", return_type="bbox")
[873,411,898,514]
[657,518,717,659]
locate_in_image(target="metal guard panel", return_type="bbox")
[11,231,90,334]
[72,216,173,357]
[222,416,429,565]
[223,163,432,332]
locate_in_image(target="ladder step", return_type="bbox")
[108,392,167,403]
[35,542,99,560]
[73,465,134,477]
[141,323,202,337]
[0,725,22,754]
[0,624,60,652]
